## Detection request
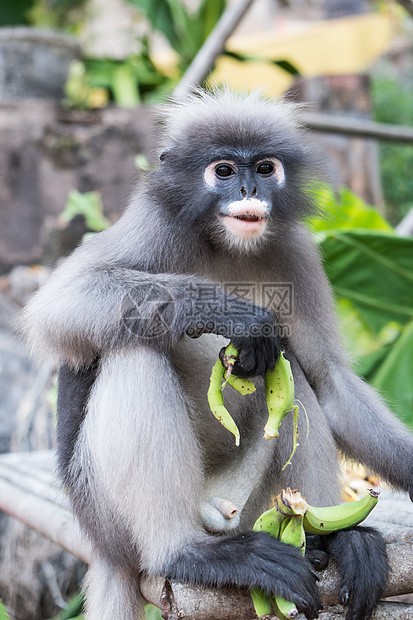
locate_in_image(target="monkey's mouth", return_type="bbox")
[222,214,267,239]
[222,199,268,239]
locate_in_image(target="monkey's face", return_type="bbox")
[153,91,319,255]
[203,156,285,245]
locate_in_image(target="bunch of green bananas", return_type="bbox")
[251,488,380,619]
[207,344,299,453]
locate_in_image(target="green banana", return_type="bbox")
[273,597,299,620]
[274,515,306,619]
[253,505,285,538]
[264,352,295,440]
[250,489,380,619]
[250,588,272,618]
[279,515,306,555]
[251,506,285,618]
[303,489,380,535]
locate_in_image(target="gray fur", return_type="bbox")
[21,88,413,620]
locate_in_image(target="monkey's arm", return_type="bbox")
[286,225,413,497]
[316,363,413,496]
[21,238,277,372]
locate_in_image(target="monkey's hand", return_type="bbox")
[223,315,280,379]
[186,290,280,378]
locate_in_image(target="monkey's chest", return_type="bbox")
[170,334,267,462]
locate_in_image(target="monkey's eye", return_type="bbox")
[215,164,236,178]
[256,161,275,176]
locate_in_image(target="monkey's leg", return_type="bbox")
[84,557,145,620]
[73,347,204,573]
[325,526,388,620]
[68,348,321,620]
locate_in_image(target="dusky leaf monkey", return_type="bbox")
[22,89,413,620]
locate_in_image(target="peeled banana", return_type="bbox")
[207,358,241,447]
[207,344,298,450]
[264,352,295,439]
[207,344,256,445]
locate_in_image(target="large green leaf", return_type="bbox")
[308,185,393,233]
[368,320,413,428]
[126,0,183,54]
[310,189,413,429]
[125,0,194,64]
[198,0,226,42]
[320,231,413,333]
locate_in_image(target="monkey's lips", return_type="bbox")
[222,202,268,239]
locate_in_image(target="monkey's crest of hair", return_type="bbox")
[157,87,303,150]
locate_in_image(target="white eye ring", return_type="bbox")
[204,160,237,187]
[256,158,285,185]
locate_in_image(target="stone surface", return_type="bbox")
[0,28,81,100]
[0,100,154,272]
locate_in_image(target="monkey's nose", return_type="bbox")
[240,186,257,198]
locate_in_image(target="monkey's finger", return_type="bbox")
[305,534,326,551]
[298,596,321,620]
[305,549,328,571]
[339,586,350,606]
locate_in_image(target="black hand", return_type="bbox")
[185,287,280,377]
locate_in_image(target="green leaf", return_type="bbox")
[112,64,140,107]
[198,0,226,42]
[0,0,33,25]
[308,185,393,233]
[368,320,413,429]
[0,599,10,620]
[335,298,402,377]
[320,231,413,333]
[311,187,413,429]
[125,0,188,57]
[57,592,85,619]
[61,191,111,232]
[145,603,163,620]
[269,59,300,76]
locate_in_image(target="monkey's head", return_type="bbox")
[151,88,321,254]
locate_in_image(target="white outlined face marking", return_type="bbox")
[221,197,269,240]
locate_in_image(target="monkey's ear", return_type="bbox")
[160,149,173,162]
